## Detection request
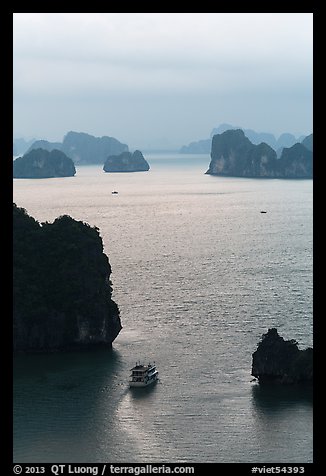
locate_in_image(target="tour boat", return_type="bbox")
[129,362,159,387]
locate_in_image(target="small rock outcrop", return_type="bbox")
[13,148,76,178]
[13,204,122,352]
[103,150,150,172]
[252,328,313,384]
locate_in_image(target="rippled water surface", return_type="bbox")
[13,154,313,463]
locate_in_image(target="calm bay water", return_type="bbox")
[13,154,313,463]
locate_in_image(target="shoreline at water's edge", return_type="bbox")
[12,340,120,355]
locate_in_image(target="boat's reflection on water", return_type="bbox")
[129,380,160,400]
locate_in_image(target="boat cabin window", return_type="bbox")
[132,370,144,376]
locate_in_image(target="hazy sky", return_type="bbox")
[13,13,313,150]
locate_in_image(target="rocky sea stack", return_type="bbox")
[13,148,76,178]
[103,150,150,172]
[206,129,313,178]
[252,328,313,384]
[13,204,122,352]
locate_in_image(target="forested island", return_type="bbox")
[13,148,76,178]
[206,129,313,178]
[13,204,122,352]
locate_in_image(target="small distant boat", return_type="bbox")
[129,362,159,388]
[260,210,267,213]
[112,191,118,194]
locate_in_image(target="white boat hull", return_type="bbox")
[129,380,157,388]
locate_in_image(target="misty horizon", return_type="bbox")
[13,13,312,150]
[13,122,312,153]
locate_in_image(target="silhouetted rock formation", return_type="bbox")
[13,204,122,352]
[103,150,150,172]
[13,148,76,178]
[61,131,128,164]
[252,328,313,384]
[206,129,313,178]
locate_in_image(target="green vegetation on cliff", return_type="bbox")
[13,204,122,352]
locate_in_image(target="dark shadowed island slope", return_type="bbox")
[13,204,122,352]
[206,129,313,178]
[13,148,76,179]
[252,328,312,384]
[103,150,150,172]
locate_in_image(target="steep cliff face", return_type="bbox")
[13,204,122,352]
[206,129,278,177]
[61,131,128,164]
[103,150,150,172]
[207,129,313,178]
[252,328,313,384]
[13,148,76,178]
